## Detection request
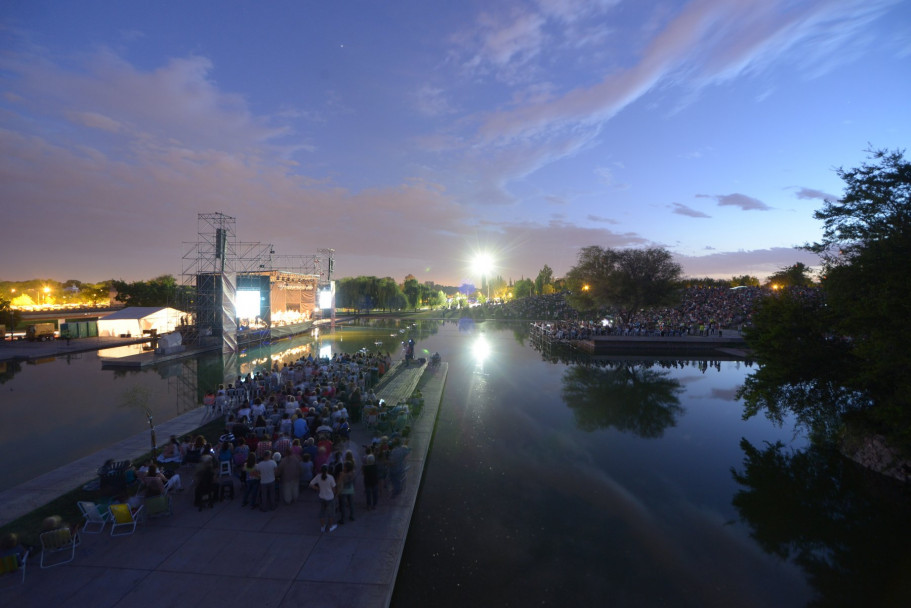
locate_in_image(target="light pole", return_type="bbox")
[143,407,157,457]
[472,253,493,303]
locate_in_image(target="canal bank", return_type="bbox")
[2,360,448,608]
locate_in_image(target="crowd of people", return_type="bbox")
[496,286,817,337]
[172,350,413,532]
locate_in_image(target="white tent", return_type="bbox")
[97,307,183,338]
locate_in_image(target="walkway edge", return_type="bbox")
[0,406,216,527]
[379,362,447,608]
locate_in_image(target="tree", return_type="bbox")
[565,247,682,322]
[745,148,911,445]
[766,262,814,288]
[513,278,535,299]
[376,277,404,311]
[823,231,911,434]
[682,277,730,288]
[111,275,178,307]
[0,297,20,330]
[806,147,911,262]
[731,275,760,287]
[82,281,110,306]
[743,290,848,385]
[403,277,420,310]
[426,289,446,309]
[534,265,553,295]
[814,149,911,439]
[489,275,507,299]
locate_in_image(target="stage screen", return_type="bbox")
[318,288,333,310]
[237,290,261,319]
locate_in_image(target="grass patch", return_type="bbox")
[0,416,227,549]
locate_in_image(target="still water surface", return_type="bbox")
[4,319,909,606]
[393,321,813,607]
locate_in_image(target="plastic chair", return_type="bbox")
[0,548,29,583]
[217,460,236,500]
[109,503,144,536]
[40,528,78,568]
[77,500,111,534]
[144,494,173,519]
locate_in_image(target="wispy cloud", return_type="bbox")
[587,214,619,224]
[65,110,124,133]
[544,194,568,205]
[415,85,457,117]
[463,0,897,185]
[793,186,838,201]
[671,203,711,218]
[696,193,771,211]
[0,48,291,156]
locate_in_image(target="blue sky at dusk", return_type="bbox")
[2,0,909,285]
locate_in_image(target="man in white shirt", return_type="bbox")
[255,451,278,511]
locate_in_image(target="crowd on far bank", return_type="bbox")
[491,285,822,337]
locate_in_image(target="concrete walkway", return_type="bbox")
[2,362,448,608]
[0,335,152,362]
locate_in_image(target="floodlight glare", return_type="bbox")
[472,253,493,275]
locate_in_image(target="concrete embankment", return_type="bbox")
[577,333,748,355]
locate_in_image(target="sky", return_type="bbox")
[1,0,909,286]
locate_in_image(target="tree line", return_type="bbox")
[741,148,911,448]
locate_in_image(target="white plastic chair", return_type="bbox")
[77,500,110,534]
[40,528,78,568]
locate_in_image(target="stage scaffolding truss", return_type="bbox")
[181,212,334,351]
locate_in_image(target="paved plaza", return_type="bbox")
[1,359,447,608]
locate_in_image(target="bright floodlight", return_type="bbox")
[471,253,494,276]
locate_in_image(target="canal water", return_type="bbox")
[3,319,909,605]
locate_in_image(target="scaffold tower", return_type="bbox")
[181,213,241,350]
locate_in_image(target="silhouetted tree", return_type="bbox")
[565,247,682,322]
[766,262,815,287]
[111,274,178,307]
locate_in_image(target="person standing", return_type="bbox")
[389,438,411,497]
[255,451,278,511]
[309,464,338,532]
[362,450,379,511]
[338,460,356,524]
[242,453,260,509]
[276,449,302,505]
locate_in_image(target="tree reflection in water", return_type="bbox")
[560,362,684,437]
[732,438,911,607]
[0,359,22,384]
